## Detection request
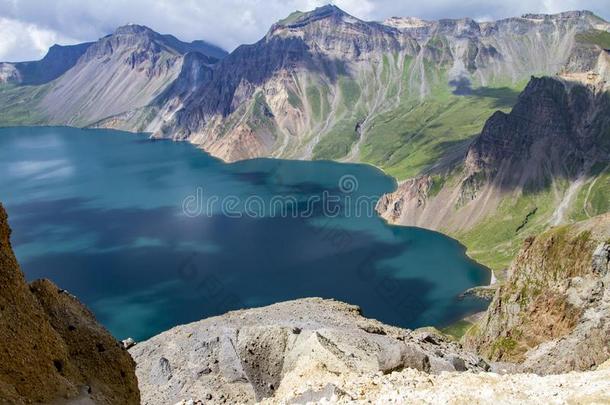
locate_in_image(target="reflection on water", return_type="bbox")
[0,126,489,340]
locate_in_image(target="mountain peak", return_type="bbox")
[276,4,349,27]
[102,24,227,60]
[113,24,157,36]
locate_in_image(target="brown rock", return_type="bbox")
[0,203,139,404]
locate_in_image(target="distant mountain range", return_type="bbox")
[1,6,609,270]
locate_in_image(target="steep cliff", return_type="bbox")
[152,8,608,169]
[378,74,610,270]
[464,213,610,374]
[0,204,140,404]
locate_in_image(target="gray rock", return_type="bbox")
[121,337,137,349]
[149,357,172,385]
[592,243,610,276]
[130,298,487,404]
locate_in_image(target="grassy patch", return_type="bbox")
[490,336,519,357]
[0,84,49,125]
[441,320,473,340]
[570,163,610,221]
[576,30,610,49]
[457,182,558,271]
[428,175,446,197]
[338,76,361,108]
[312,117,361,160]
[361,81,523,180]
[313,76,364,160]
[287,89,303,110]
[277,11,306,26]
[249,92,277,137]
[306,85,322,120]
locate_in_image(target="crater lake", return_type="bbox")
[0,126,489,340]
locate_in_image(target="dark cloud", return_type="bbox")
[0,0,609,61]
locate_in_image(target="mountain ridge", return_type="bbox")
[0,7,609,269]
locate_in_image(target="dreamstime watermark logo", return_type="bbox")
[181,174,380,218]
[338,174,358,193]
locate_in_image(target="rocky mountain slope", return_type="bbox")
[130,298,488,404]
[151,8,609,168]
[0,42,94,85]
[0,204,140,404]
[464,213,610,374]
[1,8,607,169]
[0,24,226,127]
[378,73,610,270]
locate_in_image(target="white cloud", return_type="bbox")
[0,0,608,61]
[0,17,79,61]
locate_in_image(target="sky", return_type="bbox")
[1,0,610,62]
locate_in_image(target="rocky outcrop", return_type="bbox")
[0,204,140,404]
[379,75,610,226]
[377,74,610,269]
[465,213,610,374]
[260,359,610,404]
[130,298,488,404]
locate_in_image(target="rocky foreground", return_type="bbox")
[130,298,488,404]
[466,213,610,374]
[260,359,610,404]
[131,298,610,405]
[133,297,610,405]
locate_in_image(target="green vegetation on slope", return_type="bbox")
[576,30,610,49]
[457,180,562,272]
[312,76,365,160]
[0,84,49,125]
[570,162,610,222]
[361,68,524,179]
[306,85,322,120]
[250,92,277,135]
[441,320,473,340]
[277,11,306,26]
[287,89,303,110]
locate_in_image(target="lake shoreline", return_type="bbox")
[1,125,491,340]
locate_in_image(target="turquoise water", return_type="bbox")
[0,126,489,340]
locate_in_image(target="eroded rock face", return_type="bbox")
[0,204,140,404]
[36,24,225,128]
[130,298,488,404]
[465,213,610,374]
[377,75,610,235]
[152,7,609,162]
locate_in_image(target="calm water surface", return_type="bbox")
[0,126,489,340]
